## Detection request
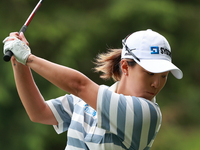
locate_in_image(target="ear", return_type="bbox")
[121,59,128,76]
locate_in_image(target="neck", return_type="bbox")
[116,77,130,95]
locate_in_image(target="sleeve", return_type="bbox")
[46,94,80,134]
[96,85,162,149]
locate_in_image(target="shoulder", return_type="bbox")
[46,94,83,109]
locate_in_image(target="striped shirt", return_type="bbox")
[46,82,162,150]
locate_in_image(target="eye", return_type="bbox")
[162,74,168,78]
[146,71,154,76]
[161,72,169,78]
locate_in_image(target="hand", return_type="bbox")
[3,32,31,65]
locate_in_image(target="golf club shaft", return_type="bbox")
[3,0,44,62]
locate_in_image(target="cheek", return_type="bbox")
[130,77,147,91]
[160,79,167,90]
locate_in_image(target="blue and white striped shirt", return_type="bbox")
[46,82,162,150]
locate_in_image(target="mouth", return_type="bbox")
[138,91,157,100]
[146,92,156,99]
[147,92,155,96]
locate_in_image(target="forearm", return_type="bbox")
[12,58,57,125]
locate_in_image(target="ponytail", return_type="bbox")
[94,49,122,81]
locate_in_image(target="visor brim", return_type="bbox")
[137,59,183,79]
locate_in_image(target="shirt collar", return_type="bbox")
[108,81,156,103]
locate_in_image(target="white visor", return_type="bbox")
[121,29,183,79]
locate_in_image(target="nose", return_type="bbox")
[151,76,160,89]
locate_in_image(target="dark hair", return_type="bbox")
[94,49,136,81]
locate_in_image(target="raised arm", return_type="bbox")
[4,32,99,125]
[11,57,58,125]
[26,54,99,110]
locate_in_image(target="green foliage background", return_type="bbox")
[1,0,200,149]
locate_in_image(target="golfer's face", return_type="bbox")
[127,64,169,100]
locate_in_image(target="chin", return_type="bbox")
[132,93,153,101]
[140,95,153,101]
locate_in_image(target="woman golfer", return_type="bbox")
[3,29,183,150]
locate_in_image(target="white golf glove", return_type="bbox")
[3,36,31,65]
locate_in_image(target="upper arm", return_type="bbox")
[31,102,58,125]
[27,55,99,110]
[76,75,99,110]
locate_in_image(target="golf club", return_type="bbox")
[3,0,44,62]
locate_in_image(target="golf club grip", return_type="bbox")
[3,25,27,62]
[3,51,14,62]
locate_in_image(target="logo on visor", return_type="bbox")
[151,46,159,54]
[151,46,171,57]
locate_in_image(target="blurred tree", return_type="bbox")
[0,0,200,149]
